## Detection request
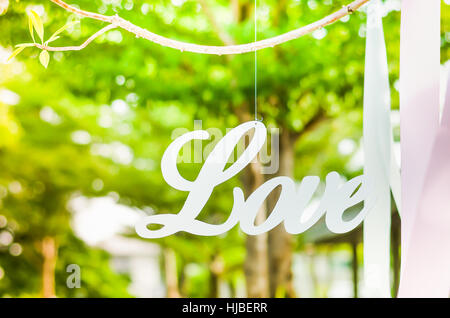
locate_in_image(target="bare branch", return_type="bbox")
[293,109,330,141]
[34,24,116,51]
[46,0,369,55]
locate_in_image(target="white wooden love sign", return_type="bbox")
[136,121,376,239]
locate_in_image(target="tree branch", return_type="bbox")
[47,0,369,55]
[35,24,116,51]
[292,109,330,140]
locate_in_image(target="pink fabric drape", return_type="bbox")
[398,0,450,297]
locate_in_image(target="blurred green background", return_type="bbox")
[0,0,448,298]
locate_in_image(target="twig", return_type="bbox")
[47,0,369,55]
[35,24,116,51]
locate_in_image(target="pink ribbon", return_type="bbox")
[398,0,450,297]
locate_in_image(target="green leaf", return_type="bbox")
[39,50,50,68]
[45,36,60,45]
[29,10,44,43]
[28,14,35,43]
[7,46,26,62]
[47,21,79,44]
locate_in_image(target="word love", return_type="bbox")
[136,121,375,239]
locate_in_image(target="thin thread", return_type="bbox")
[254,0,258,121]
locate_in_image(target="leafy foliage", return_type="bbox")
[0,0,447,297]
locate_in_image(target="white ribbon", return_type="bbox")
[362,0,392,297]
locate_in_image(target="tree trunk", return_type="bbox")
[351,239,359,298]
[209,253,224,298]
[41,236,57,298]
[164,248,181,298]
[242,160,270,297]
[235,108,270,298]
[267,128,296,297]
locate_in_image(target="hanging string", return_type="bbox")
[254,0,258,121]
